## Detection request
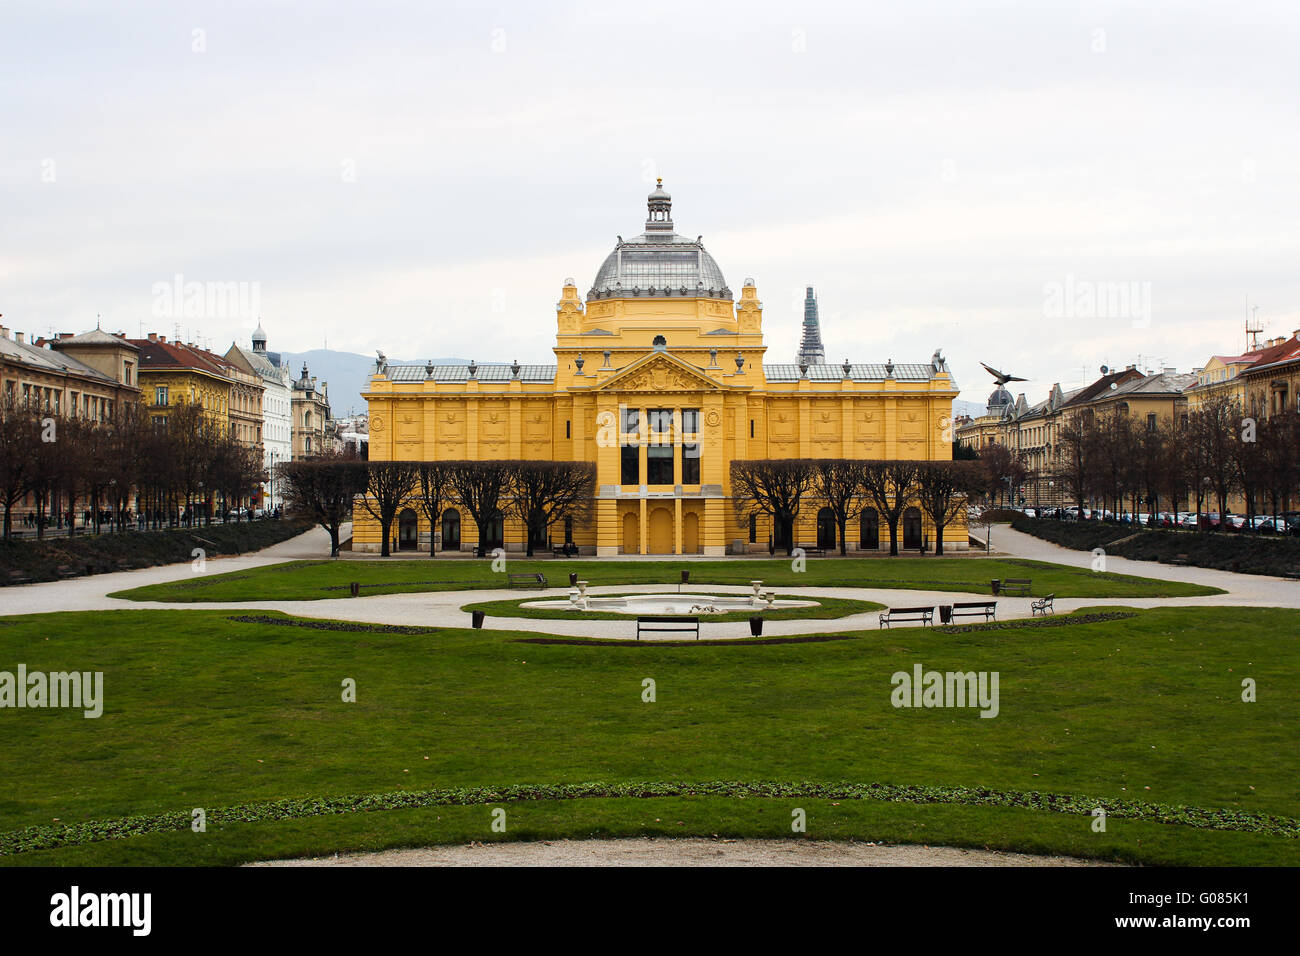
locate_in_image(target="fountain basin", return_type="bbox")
[520,592,819,616]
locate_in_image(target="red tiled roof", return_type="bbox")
[127,339,236,378]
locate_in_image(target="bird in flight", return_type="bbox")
[980,362,1027,386]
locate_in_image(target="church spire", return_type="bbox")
[797,286,826,364]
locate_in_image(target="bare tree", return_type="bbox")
[446,460,516,556]
[362,461,420,557]
[859,460,921,556]
[279,452,368,557]
[508,460,596,556]
[0,395,37,539]
[915,460,983,555]
[812,459,866,556]
[729,459,816,556]
[415,461,452,556]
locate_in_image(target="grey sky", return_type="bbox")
[3,0,1298,408]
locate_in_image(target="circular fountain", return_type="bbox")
[522,591,819,616]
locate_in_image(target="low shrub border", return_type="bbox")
[225,615,439,635]
[516,633,861,648]
[0,519,314,586]
[2,779,1294,856]
[1011,515,1300,577]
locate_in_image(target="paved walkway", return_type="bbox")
[250,837,1114,867]
[1,522,1296,639]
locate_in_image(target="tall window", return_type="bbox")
[647,443,674,484]
[1146,413,1157,432]
[682,442,700,484]
[647,408,673,433]
[748,514,757,543]
[622,407,640,436]
[621,444,639,485]
[156,386,169,406]
[681,408,699,434]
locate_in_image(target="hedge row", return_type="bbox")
[3,779,1295,855]
[1010,515,1300,576]
[0,519,315,586]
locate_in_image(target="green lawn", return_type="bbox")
[460,593,884,623]
[0,606,1293,865]
[109,556,1223,603]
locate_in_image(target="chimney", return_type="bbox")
[0,326,7,339]
[15,332,24,344]
[1125,363,1135,371]
[147,332,157,342]
[159,335,166,343]
[1163,367,1177,375]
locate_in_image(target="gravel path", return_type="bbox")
[2,523,1297,638]
[250,837,1116,867]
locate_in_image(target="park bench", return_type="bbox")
[999,578,1032,597]
[879,606,935,629]
[507,572,548,590]
[799,546,826,557]
[6,570,32,585]
[636,616,700,641]
[1032,594,1055,616]
[950,601,997,622]
[551,542,579,558]
[1167,554,1190,566]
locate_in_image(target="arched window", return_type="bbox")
[441,508,461,550]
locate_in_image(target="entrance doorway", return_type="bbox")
[903,507,922,550]
[683,511,699,554]
[816,507,836,551]
[442,508,460,551]
[622,511,640,554]
[398,508,418,551]
[860,508,879,550]
[648,507,674,554]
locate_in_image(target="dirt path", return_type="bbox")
[250,838,1117,867]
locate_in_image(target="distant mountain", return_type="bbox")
[278,349,467,418]
[952,399,987,419]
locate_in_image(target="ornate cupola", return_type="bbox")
[645,178,673,233]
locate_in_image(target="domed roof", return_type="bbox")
[588,181,731,301]
[988,385,1013,410]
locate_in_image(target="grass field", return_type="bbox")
[1,605,1293,866]
[109,556,1224,603]
[460,593,884,623]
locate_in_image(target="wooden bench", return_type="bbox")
[6,570,32,585]
[799,546,826,557]
[507,572,547,590]
[551,543,579,558]
[636,616,700,641]
[950,601,997,622]
[1000,578,1032,596]
[879,606,934,629]
[1031,594,1055,616]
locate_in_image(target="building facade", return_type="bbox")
[291,364,331,458]
[356,183,961,554]
[128,334,234,430]
[1,325,142,420]
[226,322,293,508]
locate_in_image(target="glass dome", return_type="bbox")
[587,181,731,300]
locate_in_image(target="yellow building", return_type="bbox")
[358,182,961,554]
[129,334,232,430]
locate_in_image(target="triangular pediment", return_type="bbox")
[596,352,722,393]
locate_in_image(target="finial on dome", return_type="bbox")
[646,177,672,232]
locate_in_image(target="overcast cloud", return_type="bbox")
[3,0,1298,406]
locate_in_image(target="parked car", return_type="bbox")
[1222,514,1247,531]
[1250,516,1282,533]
